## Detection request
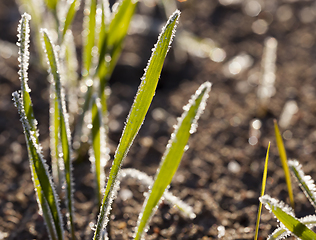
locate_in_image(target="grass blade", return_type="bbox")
[14,13,64,240]
[97,0,138,79]
[254,142,270,240]
[61,0,81,39]
[90,95,109,207]
[82,0,97,78]
[93,10,180,240]
[274,119,294,208]
[260,195,316,240]
[134,81,211,240]
[42,29,75,239]
[289,160,316,210]
[44,0,58,12]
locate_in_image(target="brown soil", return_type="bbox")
[1,0,316,239]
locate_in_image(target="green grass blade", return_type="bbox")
[14,13,64,240]
[134,81,211,240]
[13,93,64,240]
[260,195,316,240]
[97,0,137,80]
[93,10,180,240]
[50,87,63,192]
[42,29,75,239]
[274,119,294,208]
[44,0,58,12]
[82,0,97,78]
[254,142,270,240]
[289,160,316,210]
[90,95,109,207]
[61,0,81,38]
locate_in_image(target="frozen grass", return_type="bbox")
[12,2,212,239]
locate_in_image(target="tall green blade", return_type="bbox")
[42,29,75,239]
[260,195,316,240]
[61,0,81,38]
[93,10,180,240]
[97,0,138,115]
[90,95,109,207]
[82,0,97,78]
[13,13,64,240]
[274,120,294,208]
[135,81,211,240]
[254,142,270,240]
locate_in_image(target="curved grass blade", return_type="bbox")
[289,160,316,210]
[93,10,181,240]
[274,119,294,208]
[268,215,316,240]
[134,81,211,240]
[14,13,64,240]
[82,0,97,78]
[89,95,109,207]
[61,0,81,39]
[42,29,75,239]
[254,142,270,240]
[118,168,196,219]
[260,195,316,240]
[44,0,58,12]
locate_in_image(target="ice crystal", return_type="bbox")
[289,160,316,210]
[260,195,295,217]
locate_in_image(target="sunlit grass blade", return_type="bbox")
[82,0,97,78]
[97,0,137,87]
[93,10,180,240]
[254,142,270,240]
[118,168,196,219]
[134,81,211,240]
[60,30,79,124]
[42,29,75,239]
[50,87,63,192]
[14,13,64,240]
[13,93,64,240]
[90,95,109,207]
[289,160,316,210]
[61,0,81,38]
[260,195,316,240]
[44,0,58,12]
[274,119,294,208]
[268,215,316,240]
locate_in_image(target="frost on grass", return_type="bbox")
[12,92,64,240]
[289,160,316,210]
[41,29,75,235]
[260,195,295,217]
[17,13,31,93]
[118,168,196,219]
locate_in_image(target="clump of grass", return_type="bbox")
[257,125,316,239]
[12,3,212,239]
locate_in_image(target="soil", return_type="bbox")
[1,0,316,239]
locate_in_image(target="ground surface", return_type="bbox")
[1,0,316,239]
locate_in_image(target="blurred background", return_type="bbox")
[2,0,316,239]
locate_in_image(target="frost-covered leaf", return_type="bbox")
[289,160,316,210]
[42,29,75,239]
[14,14,64,240]
[93,10,180,240]
[135,81,211,240]
[260,195,316,240]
